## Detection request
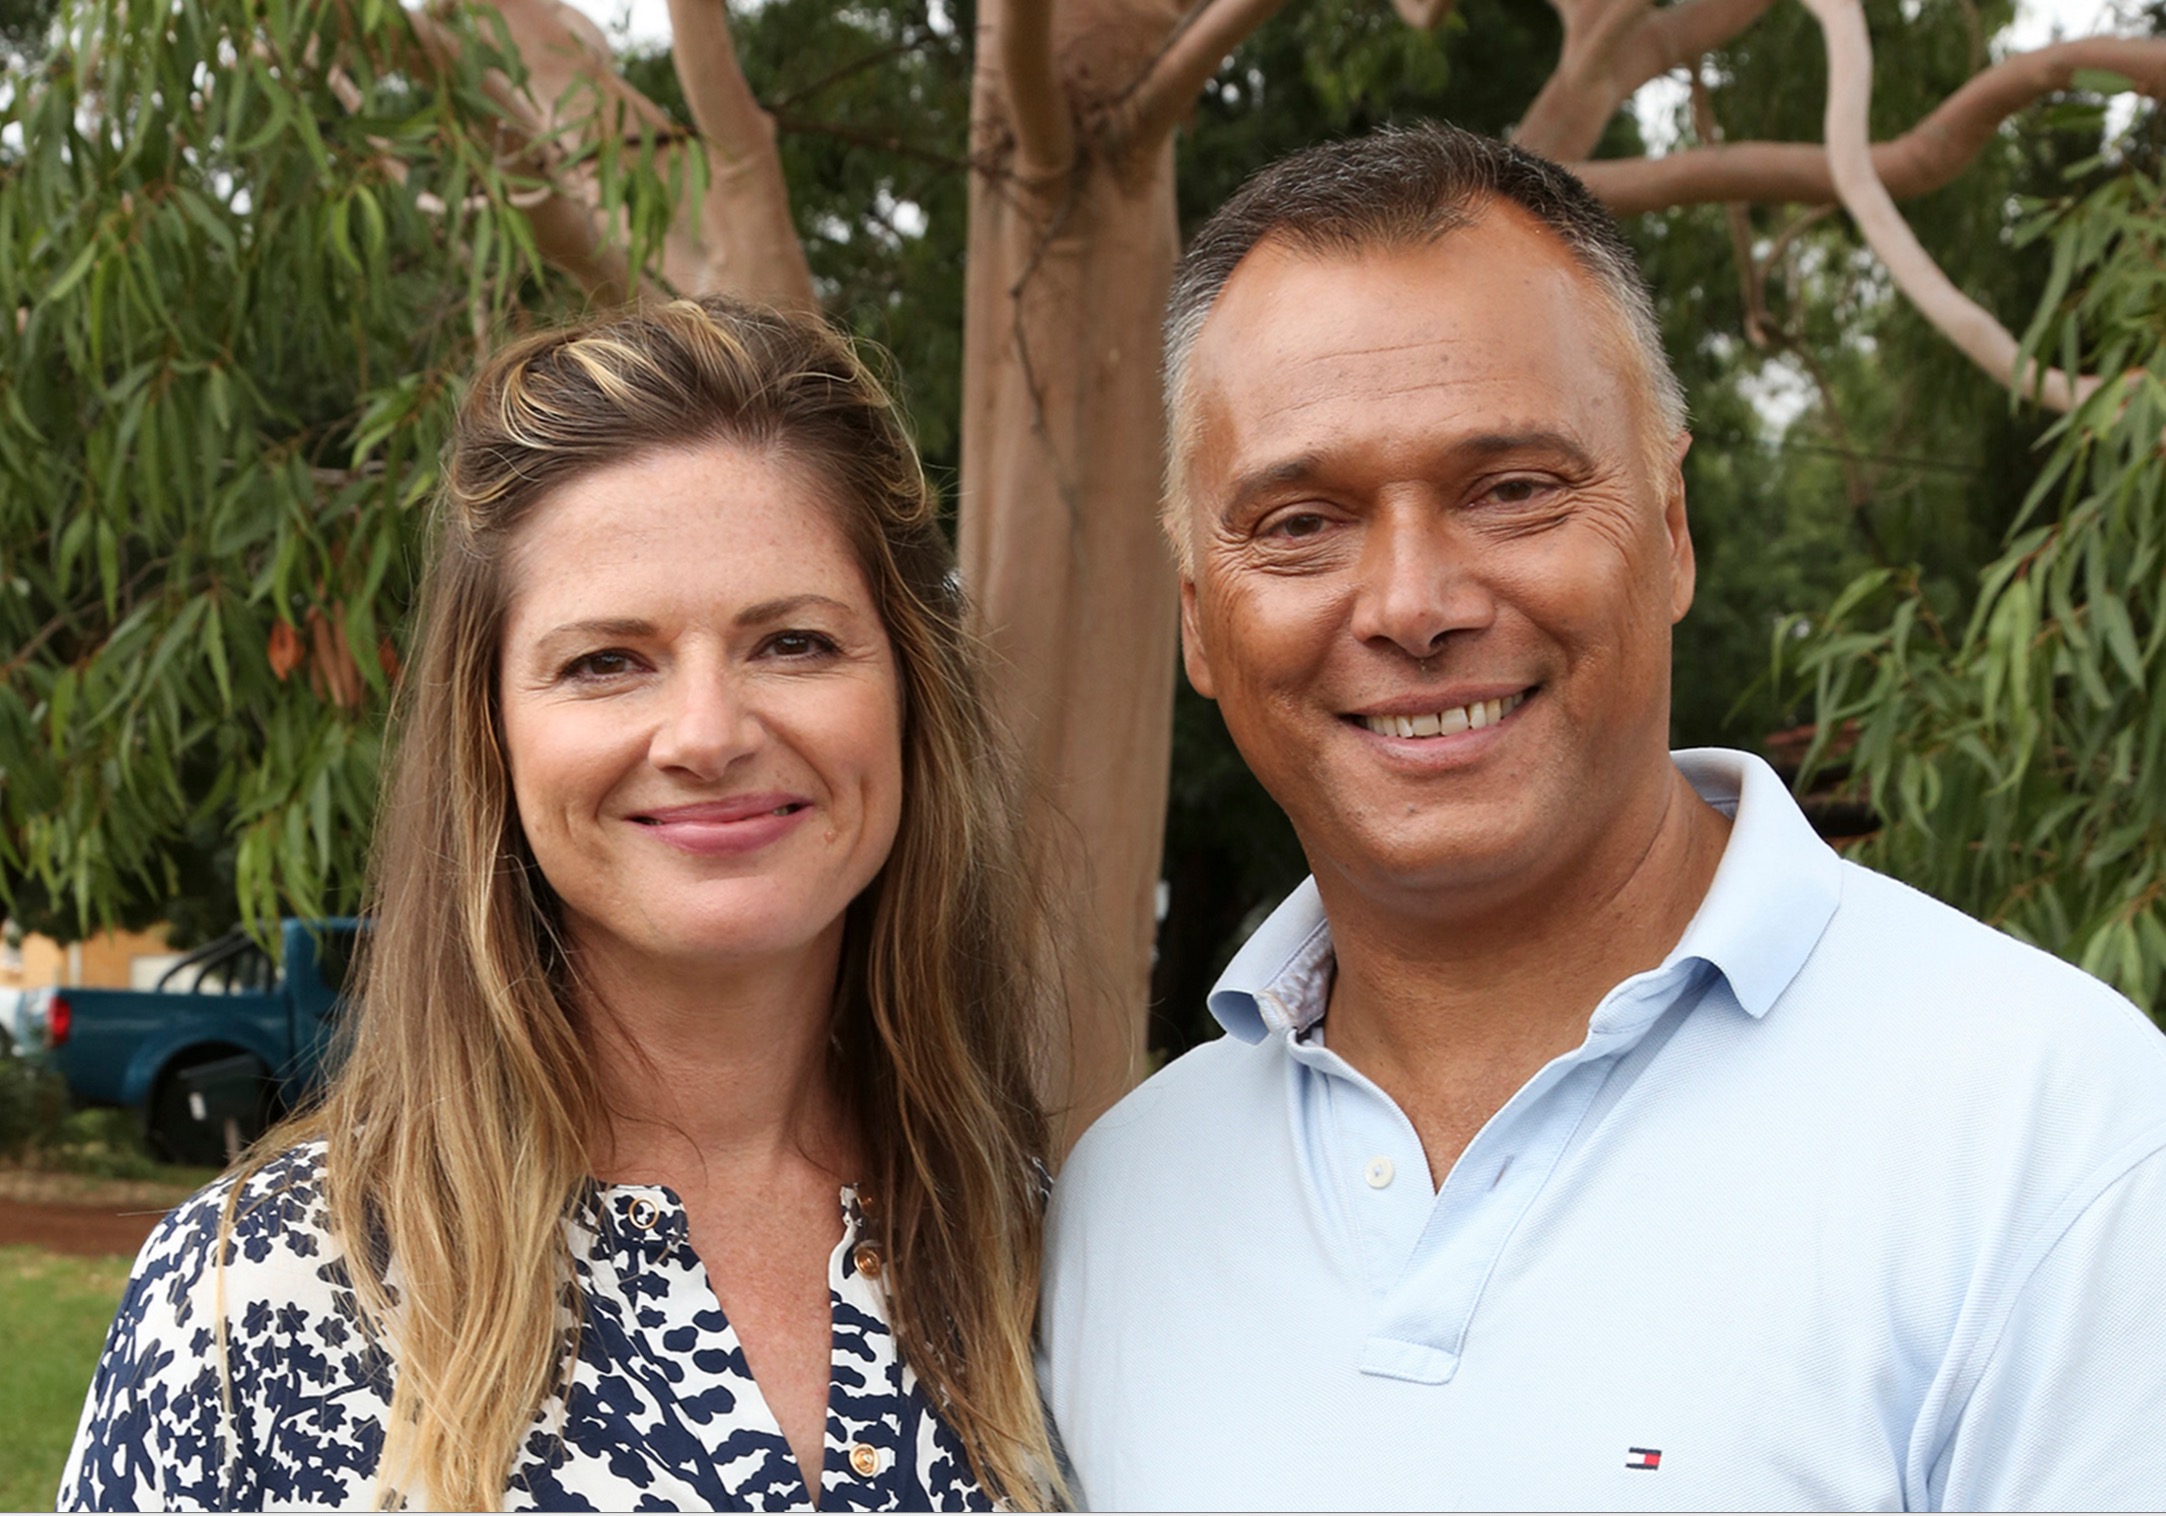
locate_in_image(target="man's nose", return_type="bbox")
[646,665,759,777]
[1346,509,1495,658]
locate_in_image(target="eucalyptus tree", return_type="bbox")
[5,0,2162,1134]
[1789,166,2166,1014]
[0,0,678,935]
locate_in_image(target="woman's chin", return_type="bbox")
[567,905,849,978]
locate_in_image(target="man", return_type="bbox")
[1040,123,2166,1511]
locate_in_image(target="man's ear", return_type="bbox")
[1179,577,1218,699]
[1665,431,1696,624]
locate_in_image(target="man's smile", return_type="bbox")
[1346,687,1534,739]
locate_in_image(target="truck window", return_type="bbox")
[156,931,275,995]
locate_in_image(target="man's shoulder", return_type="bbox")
[1818,860,2163,1059]
[1053,1033,1280,1212]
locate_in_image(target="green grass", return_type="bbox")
[0,1247,135,1511]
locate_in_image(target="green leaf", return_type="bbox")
[2093,593,2146,688]
[41,238,101,306]
[2070,69,2137,96]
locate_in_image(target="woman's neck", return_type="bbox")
[571,919,860,1185]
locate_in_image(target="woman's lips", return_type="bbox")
[629,795,813,856]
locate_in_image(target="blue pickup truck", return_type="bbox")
[6,919,360,1165]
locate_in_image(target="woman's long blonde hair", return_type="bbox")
[237,297,1060,1508]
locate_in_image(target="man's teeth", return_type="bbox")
[1361,692,1525,738]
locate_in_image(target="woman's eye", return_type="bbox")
[561,650,638,681]
[762,629,838,659]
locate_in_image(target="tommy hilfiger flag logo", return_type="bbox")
[1626,1448,1663,1470]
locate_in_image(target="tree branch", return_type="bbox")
[1689,65,1774,348]
[1572,35,2166,214]
[1625,0,1778,85]
[770,111,980,176]
[992,0,1076,185]
[401,7,633,302]
[1120,0,1294,151]
[1799,0,2098,410]
[1512,0,1615,158]
[769,35,933,111]
[483,0,677,140]
[1520,0,1779,159]
[661,0,817,307]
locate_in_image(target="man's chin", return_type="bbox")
[1305,817,1545,909]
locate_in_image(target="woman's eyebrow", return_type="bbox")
[735,593,855,626]
[533,617,656,648]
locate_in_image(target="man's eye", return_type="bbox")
[1487,477,1554,506]
[1263,511,1330,540]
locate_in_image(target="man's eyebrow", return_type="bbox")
[1221,455,1328,520]
[1457,429,1597,469]
[1220,431,1597,518]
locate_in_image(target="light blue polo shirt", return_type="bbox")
[1042,749,2166,1510]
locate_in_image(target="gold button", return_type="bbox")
[849,1442,880,1478]
[627,1198,659,1230]
[852,1243,883,1278]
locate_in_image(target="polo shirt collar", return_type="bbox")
[1206,747,1843,1045]
[1665,747,1843,1016]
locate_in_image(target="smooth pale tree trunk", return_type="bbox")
[959,2,1188,1142]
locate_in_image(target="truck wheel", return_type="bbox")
[147,1053,273,1167]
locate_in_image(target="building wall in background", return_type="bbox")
[0,925,175,992]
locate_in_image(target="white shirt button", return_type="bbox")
[1364,1156,1395,1189]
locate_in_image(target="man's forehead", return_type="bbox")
[1182,211,1654,467]
[1199,209,1585,355]
[1197,231,1589,403]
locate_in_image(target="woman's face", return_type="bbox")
[497,440,905,978]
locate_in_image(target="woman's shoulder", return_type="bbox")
[97,1139,355,1375]
[61,1140,384,1511]
[138,1138,340,1283]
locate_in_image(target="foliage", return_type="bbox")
[0,0,54,54]
[0,0,673,941]
[1785,167,2166,1016]
[1637,0,2082,755]
[0,1052,168,1174]
[0,1245,135,1510]
[623,0,975,476]
[0,1050,68,1159]
[6,0,2159,1052]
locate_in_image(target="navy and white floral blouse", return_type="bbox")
[59,1143,994,1511]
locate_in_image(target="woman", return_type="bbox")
[61,297,1060,1511]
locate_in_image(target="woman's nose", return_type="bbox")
[646,668,759,777]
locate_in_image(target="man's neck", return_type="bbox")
[1316,764,1733,1186]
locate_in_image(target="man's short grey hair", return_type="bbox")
[1161,121,1688,568]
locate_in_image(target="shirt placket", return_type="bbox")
[1294,970,1705,1386]
[820,1188,908,1510]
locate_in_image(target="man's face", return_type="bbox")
[1178,206,1695,915]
